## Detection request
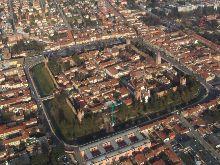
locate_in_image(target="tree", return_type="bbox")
[149,0,157,8]
[24,26,31,33]
[72,55,84,66]
[115,0,120,6]
[19,141,26,151]
[62,61,71,71]
[49,31,59,41]
[11,40,46,54]
[31,154,48,165]
[41,141,49,155]
[48,58,62,76]
[118,103,129,121]
[1,112,13,123]
[113,91,121,101]
[50,146,65,164]
[24,111,36,120]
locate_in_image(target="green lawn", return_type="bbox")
[31,63,55,97]
[44,94,104,141]
[44,95,75,141]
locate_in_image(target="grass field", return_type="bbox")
[44,96,75,141]
[44,95,103,141]
[31,63,55,97]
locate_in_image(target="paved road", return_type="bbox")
[178,113,220,162]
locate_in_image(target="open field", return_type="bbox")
[44,94,104,141]
[31,63,55,97]
[44,95,75,141]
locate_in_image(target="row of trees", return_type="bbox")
[45,92,104,141]
[44,93,76,141]
[11,40,45,54]
[0,110,37,124]
[48,55,84,76]
[31,145,65,165]
[131,38,156,58]
[116,77,201,122]
[150,4,219,19]
[47,58,62,76]
[201,31,220,45]
[140,15,162,26]
[0,111,13,124]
